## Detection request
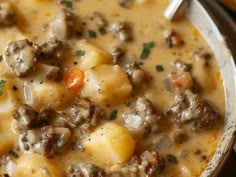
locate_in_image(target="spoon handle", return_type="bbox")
[164,0,187,20]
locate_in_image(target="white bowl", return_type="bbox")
[187,1,236,176]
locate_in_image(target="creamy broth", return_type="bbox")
[0,0,225,177]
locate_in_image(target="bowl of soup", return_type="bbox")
[0,0,235,177]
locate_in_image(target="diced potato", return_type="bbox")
[83,122,135,165]
[0,115,15,154]
[25,81,76,110]
[12,153,64,177]
[136,0,150,4]
[76,40,112,70]
[0,2,14,11]
[82,64,132,105]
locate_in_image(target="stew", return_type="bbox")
[0,0,225,177]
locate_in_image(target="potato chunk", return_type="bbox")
[12,153,64,177]
[0,115,15,154]
[83,122,135,165]
[136,0,149,4]
[24,81,75,110]
[77,40,112,70]
[82,64,132,105]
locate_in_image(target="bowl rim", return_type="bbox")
[186,1,236,176]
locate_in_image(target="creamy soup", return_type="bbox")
[0,0,225,177]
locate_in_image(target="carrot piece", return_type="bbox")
[211,132,218,140]
[172,71,193,89]
[64,69,85,91]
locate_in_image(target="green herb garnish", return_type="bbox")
[65,1,73,9]
[143,41,155,49]
[76,50,85,57]
[141,41,156,59]
[166,154,178,164]
[0,80,6,96]
[90,165,100,173]
[141,48,150,60]
[99,27,107,35]
[109,110,118,120]
[155,65,164,72]
[88,30,97,38]
[9,150,19,159]
[0,55,3,62]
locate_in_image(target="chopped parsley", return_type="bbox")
[98,27,107,35]
[141,41,156,59]
[166,154,178,164]
[65,1,73,9]
[109,110,118,120]
[76,50,85,57]
[155,65,164,72]
[0,55,3,62]
[88,30,97,38]
[90,165,100,173]
[143,41,156,49]
[9,150,19,159]
[0,80,6,96]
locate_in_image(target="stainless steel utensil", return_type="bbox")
[164,0,187,20]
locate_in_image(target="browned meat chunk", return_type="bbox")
[172,59,191,71]
[163,29,184,48]
[55,0,65,5]
[92,12,107,28]
[110,45,126,64]
[63,97,106,132]
[12,104,48,133]
[19,126,71,157]
[166,90,220,131]
[67,163,105,177]
[126,62,145,87]
[172,130,188,144]
[120,150,165,177]
[118,0,133,8]
[123,98,161,137]
[109,22,132,41]
[0,3,16,27]
[192,48,211,61]
[5,39,41,77]
[40,39,65,65]
[39,108,77,128]
[67,150,165,177]
[47,8,81,40]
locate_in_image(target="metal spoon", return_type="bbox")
[164,0,187,21]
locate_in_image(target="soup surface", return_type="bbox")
[0,0,225,177]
